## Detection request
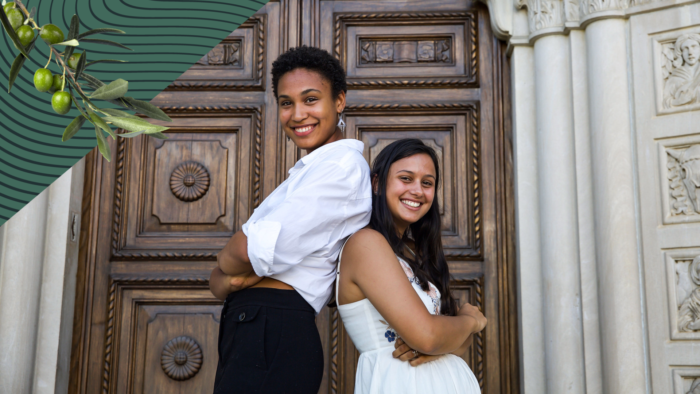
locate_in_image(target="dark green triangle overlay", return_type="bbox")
[0,0,268,227]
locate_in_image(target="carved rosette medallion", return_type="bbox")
[170,162,210,202]
[161,336,203,381]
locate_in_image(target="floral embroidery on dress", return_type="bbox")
[397,257,441,315]
[380,320,397,343]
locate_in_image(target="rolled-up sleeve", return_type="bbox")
[242,160,367,277]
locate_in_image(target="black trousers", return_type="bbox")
[213,288,324,394]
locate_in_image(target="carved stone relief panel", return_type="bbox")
[114,107,262,259]
[652,27,700,115]
[106,278,221,394]
[334,12,477,88]
[665,250,700,340]
[659,137,700,224]
[672,368,700,394]
[168,15,266,90]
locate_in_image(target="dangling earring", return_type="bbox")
[337,112,346,134]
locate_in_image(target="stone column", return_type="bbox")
[522,1,587,392]
[0,160,84,394]
[510,7,547,394]
[0,189,49,393]
[582,10,649,393]
[569,27,604,394]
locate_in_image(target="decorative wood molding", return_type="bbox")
[330,308,340,394]
[170,162,210,202]
[101,276,210,394]
[110,105,264,260]
[165,15,266,91]
[334,12,478,88]
[161,336,203,381]
[345,102,482,259]
[452,277,485,390]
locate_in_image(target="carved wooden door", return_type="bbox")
[70,1,517,393]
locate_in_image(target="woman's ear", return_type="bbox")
[371,174,379,195]
[335,90,346,114]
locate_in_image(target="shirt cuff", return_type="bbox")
[244,220,282,277]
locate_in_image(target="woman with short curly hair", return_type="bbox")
[209,45,372,393]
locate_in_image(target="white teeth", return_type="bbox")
[401,200,420,208]
[295,125,314,133]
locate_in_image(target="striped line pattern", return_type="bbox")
[0,0,266,227]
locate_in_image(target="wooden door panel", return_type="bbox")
[345,108,480,257]
[110,283,221,394]
[116,111,260,258]
[331,11,477,89]
[170,15,267,91]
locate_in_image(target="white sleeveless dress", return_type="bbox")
[336,248,481,394]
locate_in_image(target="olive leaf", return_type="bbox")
[78,28,125,39]
[62,115,87,142]
[68,78,97,108]
[54,39,79,46]
[79,38,132,51]
[79,72,105,89]
[117,130,145,138]
[86,107,115,139]
[94,125,111,162]
[0,8,29,57]
[67,86,89,121]
[8,36,37,93]
[102,116,170,134]
[149,132,169,140]
[74,49,87,80]
[97,107,140,120]
[90,78,128,101]
[84,59,127,69]
[122,97,172,122]
[64,14,80,60]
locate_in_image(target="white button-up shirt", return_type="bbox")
[241,139,372,313]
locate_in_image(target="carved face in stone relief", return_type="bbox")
[681,39,700,66]
[669,145,700,213]
[675,34,700,68]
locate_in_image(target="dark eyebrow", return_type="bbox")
[277,89,321,101]
[301,88,321,95]
[396,170,436,179]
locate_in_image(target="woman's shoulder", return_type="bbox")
[342,229,396,267]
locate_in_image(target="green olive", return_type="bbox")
[16,24,34,47]
[51,91,72,115]
[52,74,64,91]
[7,8,23,30]
[34,68,53,93]
[3,2,16,15]
[67,53,81,69]
[40,24,64,45]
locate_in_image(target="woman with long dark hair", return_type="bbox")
[336,139,485,393]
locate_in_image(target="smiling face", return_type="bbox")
[277,68,346,153]
[378,153,437,235]
[682,39,700,66]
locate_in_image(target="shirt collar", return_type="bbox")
[299,139,364,166]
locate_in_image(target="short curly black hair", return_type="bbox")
[271,45,347,100]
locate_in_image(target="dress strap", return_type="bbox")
[335,236,352,304]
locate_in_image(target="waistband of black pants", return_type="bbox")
[224,287,315,314]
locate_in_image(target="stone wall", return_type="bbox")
[485,0,700,392]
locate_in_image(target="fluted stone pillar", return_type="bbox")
[569,28,604,394]
[583,14,649,394]
[533,32,587,394]
[510,8,546,393]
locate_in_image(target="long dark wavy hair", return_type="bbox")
[370,139,457,316]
